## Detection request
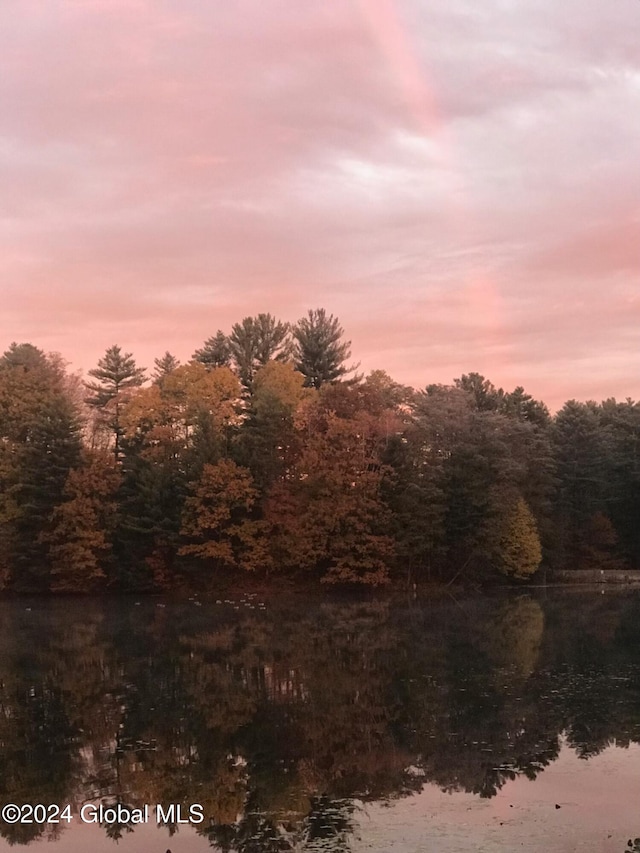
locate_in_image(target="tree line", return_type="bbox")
[0,307,638,593]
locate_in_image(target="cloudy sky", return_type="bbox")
[1,0,639,410]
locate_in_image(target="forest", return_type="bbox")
[0,308,638,593]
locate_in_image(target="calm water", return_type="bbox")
[1,591,640,852]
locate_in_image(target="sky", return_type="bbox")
[1,0,639,411]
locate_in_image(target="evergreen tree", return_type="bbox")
[116,449,186,589]
[409,385,554,581]
[551,400,612,567]
[229,314,291,390]
[383,428,447,585]
[235,361,307,491]
[598,398,640,567]
[501,386,550,427]
[85,345,146,459]
[152,351,180,384]
[193,331,231,369]
[454,373,503,412]
[0,344,82,590]
[292,308,353,388]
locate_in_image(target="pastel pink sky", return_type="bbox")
[1,0,639,410]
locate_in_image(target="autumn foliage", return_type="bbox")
[0,320,638,592]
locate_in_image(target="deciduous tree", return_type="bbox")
[265,395,394,585]
[46,451,121,592]
[179,459,269,573]
[493,494,542,580]
[117,364,242,586]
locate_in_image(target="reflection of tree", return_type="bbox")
[100,800,136,841]
[204,809,292,853]
[0,607,83,845]
[298,796,358,851]
[2,593,640,845]
[485,598,544,679]
[202,797,357,853]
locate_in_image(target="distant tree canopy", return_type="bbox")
[0,310,638,593]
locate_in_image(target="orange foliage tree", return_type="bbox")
[45,451,121,592]
[179,459,270,573]
[265,387,395,586]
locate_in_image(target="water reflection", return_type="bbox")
[1,592,640,849]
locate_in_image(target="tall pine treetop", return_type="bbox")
[229,314,291,389]
[293,308,353,389]
[85,345,147,408]
[192,331,231,369]
[153,352,181,384]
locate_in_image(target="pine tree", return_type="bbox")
[293,309,353,388]
[85,345,146,459]
[552,400,611,566]
[193,331,231,369]
[501,386,550,426]
[0,344,82,590]
[229,314,291,389]
[236,361,307,490]
[454,373,503,412]
[152,352,180,384]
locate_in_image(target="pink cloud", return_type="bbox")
[1,0,639,412]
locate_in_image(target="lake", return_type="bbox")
[1,590,640,852]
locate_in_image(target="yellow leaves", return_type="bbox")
[183,460,257,528]
[485,598,544,679]
[46,451,121,592]
[179,460,270,572]
[161,363,241,424]
[121,363,242,450]
[496,496,542,579]
[264,396,395,584]
[252,361,309,415]
[64,449,121,501]
[121,384,165,433]
[0,346,75,441]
